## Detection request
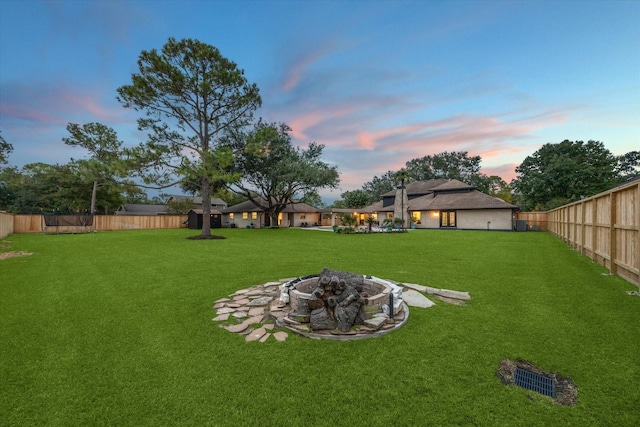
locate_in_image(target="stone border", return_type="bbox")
[213,276,470,342]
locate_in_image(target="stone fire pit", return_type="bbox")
[277,268,409,340]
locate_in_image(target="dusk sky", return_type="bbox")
[1,0,638,202]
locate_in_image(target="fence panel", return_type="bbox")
[515,212,548,231]
[13,215,188,233]
[95,215,187,231]
[13,215,44,233]
[547,181,639,287]
[0,212,13,238]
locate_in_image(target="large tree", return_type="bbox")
[63,122,134,214]
[226,122,339,227]
[511,140,619,211]
[361,171,397,202]
[404,151,491,192]
[616,151,640,182]
[117,38,261,237]
[333,189,373,209]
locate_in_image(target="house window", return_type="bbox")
[300,213,306,219]
[229,213,234,220]
[386,213,393,221]
[251,212,258,220]
[412,211,421,224]
[440,211,456,228]
[242,212,248,220]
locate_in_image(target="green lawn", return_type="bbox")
[1,229,638,426]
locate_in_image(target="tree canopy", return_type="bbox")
[511,140,620,211]
[0,162,135,214]
[63,122,133,214]
[0,132,12,165]
[344,151,501,207]
[117,37,261,237]
[225,122,339,226]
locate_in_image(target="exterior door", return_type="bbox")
[440,211,456,228]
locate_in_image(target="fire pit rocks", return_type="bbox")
[278,268,409,340]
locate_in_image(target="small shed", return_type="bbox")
[187,209,222,230]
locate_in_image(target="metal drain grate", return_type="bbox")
[513,367,555,397]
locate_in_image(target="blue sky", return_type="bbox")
[1,0,638,201]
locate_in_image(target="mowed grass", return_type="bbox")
[1,228,638,426]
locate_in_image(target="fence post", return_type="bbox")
[591,199,597,262]
[609,191,617,275]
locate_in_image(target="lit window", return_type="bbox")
[229,213,234,220]
[251,212,257,220]
[300,213,306,219]
[440,211,456,228]
[242,212,248,220]
[412,212,421,224]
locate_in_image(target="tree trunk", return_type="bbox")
[201,176,211,236]
[90,180,98,214]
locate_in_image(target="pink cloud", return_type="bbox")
[280,42,336,92]
[482,163,519,182]
[1,80,131,128]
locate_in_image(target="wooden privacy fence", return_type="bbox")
[12,215,188,234]
[547,180,639,287]
[515,212,548,231]
[0,212,13,239]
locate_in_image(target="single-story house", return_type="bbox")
[222,197,322,228]
[115,204,168,215]
[360,179,518,231]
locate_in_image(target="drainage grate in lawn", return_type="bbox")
[513,367,555,398]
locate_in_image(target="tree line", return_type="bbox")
[1,38,638,232]
[335,144,638,212]
[0,38,339,237]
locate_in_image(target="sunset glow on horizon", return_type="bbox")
[1,0,638,201]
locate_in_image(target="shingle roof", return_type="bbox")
[408,190,517,211]
[222,199,264,213]
[168,195,227,206]
[381,179,449,197]
[188,209,223,215]
[431,179,475,192]
[223,197,321,214]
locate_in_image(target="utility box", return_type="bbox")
[516,219,527,232]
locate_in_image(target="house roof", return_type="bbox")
[168,195,227,206]
[188,209,223,215]
[381,179,449,197]
[223,199,263,213]
[223,197,321,214]
[408,190,517,211]
[430,179,475,192]
[362,179,517,212]
[116,204,168,215]
[360,201,389,213]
